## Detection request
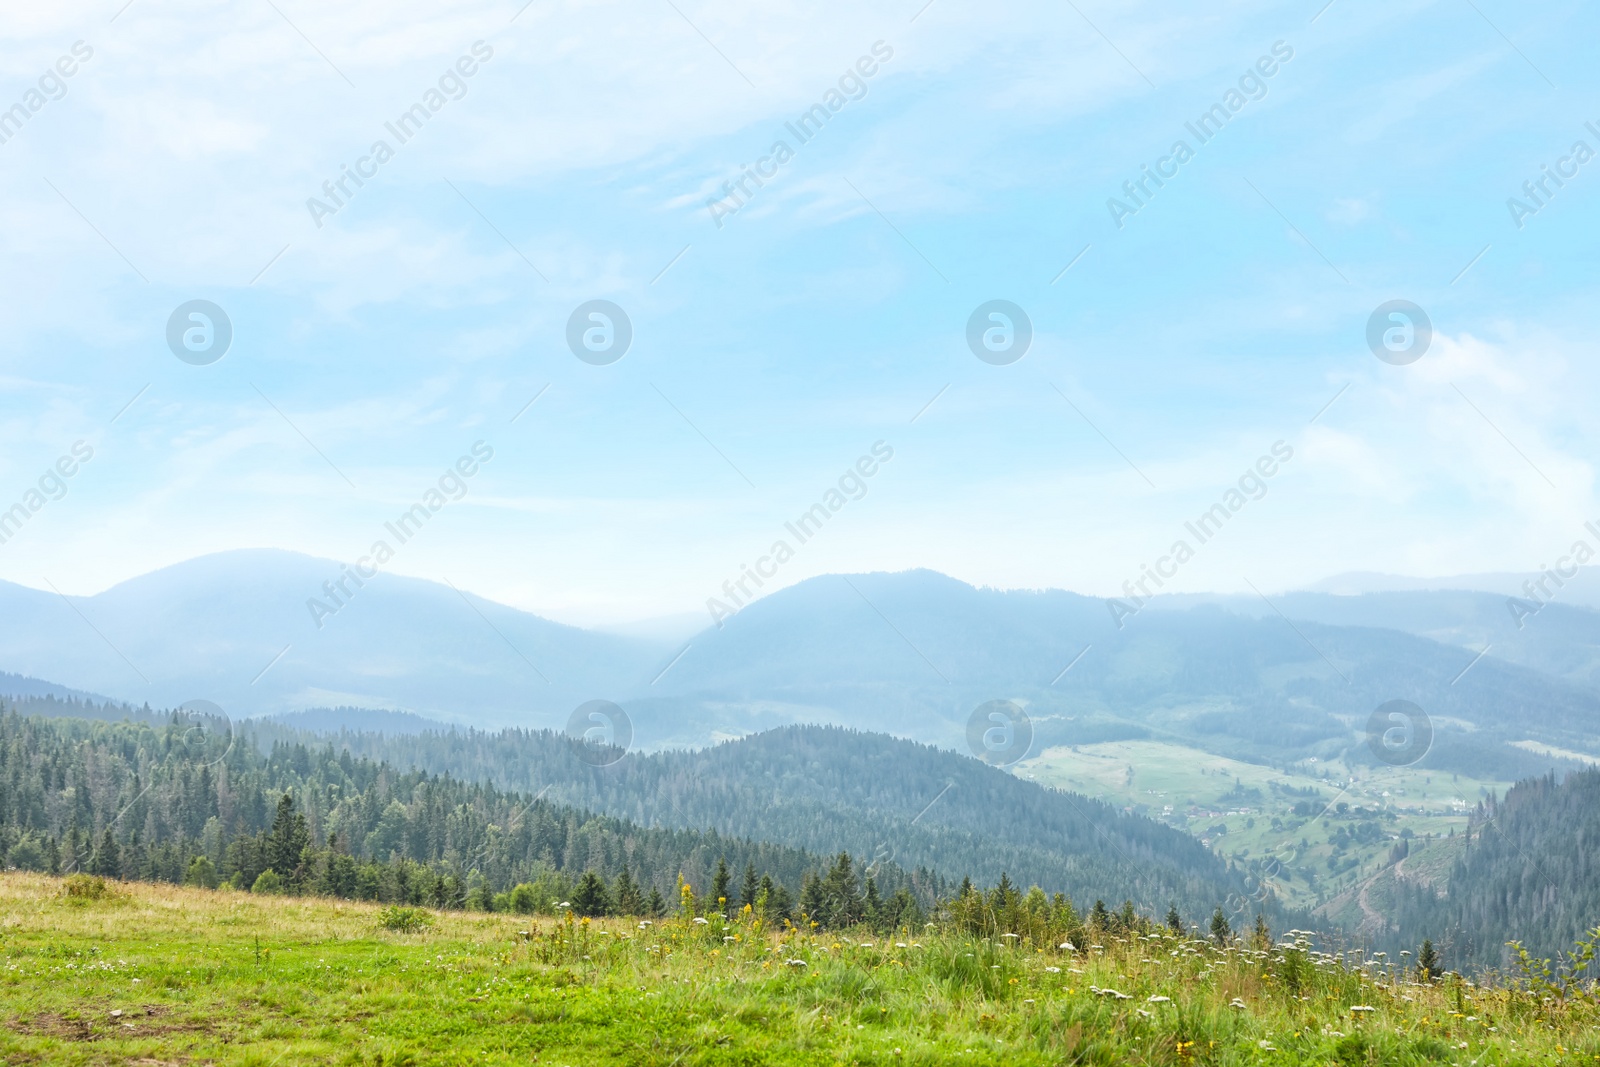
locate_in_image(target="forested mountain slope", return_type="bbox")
[0,711,921,911]
[269,720,1297,926]
[1389,768,1600,966]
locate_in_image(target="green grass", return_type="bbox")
[2,873,1597,1065]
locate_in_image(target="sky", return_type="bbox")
[0,0,1597,628]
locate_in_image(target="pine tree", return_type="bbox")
[799,872,824,924]
[863,876,884,932]
[1090,899,1111,931]
[739,863,759,910]
[1418,939,1440,981]
[614,866,644,915]
[769,880,795,923]
[89,828,121,878]
[756,873,776,921]
[646,886,666,917]
[887,886,922,931]
[265,793,310,885]
[710,856,731,914]
[1166,905,1184,936]
[1251,914,1270,950]
[1209,907,1232,947]
[571,871,610,917]
[820,853,863,929]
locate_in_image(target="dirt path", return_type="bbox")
[1354,853,1408,934]
[1356,876,1382,931]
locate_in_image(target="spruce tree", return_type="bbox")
[799,872,824,924]
[89,828,121,878]
[739,863,759,911]
[571,871,610,917]
[769,880,795,923]
[820,853,863,928]
[887,886,922,931]
[1166,905,1184,936]
[614,866,644,916]
[265,794,310,885]
[863,877,884,932]
[1209,907,1232,947]
[710,856,731,913]
[1418,939,1440,981]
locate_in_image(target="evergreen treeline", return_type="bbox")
[1390,769,1600,966]
[254,720,1283,926]
[0,711,942,919]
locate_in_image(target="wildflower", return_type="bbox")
[1045,967,1061,974]
[693,917,709,925]
[1148,995,1171,1003]
[1229,998,1247,1010]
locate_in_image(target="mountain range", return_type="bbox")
[4,550,1600,779]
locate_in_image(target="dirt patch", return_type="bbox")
[10,1012,100,1042]
[9,1004,219,1043]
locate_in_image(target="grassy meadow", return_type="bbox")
[1,873,1596,1065]
[1021,740,1508,912]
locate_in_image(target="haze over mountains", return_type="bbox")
[3,550,1599,779]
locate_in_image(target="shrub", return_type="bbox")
[185,856,219,889]
[251,869,284,895]
[63,873,111,901]
[508,883,539,915]
[378,906,434,933]
[7,833,46,872]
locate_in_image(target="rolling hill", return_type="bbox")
[4,553,1600,782]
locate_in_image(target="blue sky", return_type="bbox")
[1,0,1597,626]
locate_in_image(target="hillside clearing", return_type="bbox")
[1,873,1596,1065]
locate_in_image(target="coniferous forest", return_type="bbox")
[1388,768,1600,966]
[9,702,1600,964]
[0,709,943,924]
[242,716,1283,924]
[0,705,1304,940]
